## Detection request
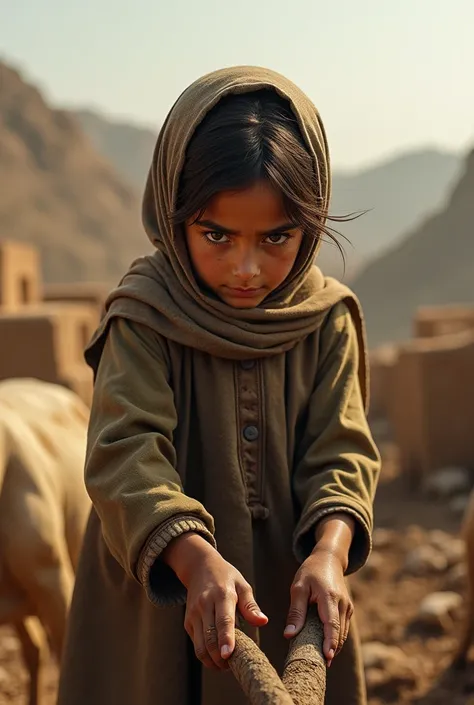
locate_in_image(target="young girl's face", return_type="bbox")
[185,180,303,308]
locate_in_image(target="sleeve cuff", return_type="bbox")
[137,515,217,607]
[293,505,372,575]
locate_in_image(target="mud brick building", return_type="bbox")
[369,304,474,483]
[0,240,106,406]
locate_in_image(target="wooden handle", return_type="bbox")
[228,607,326,705]
[282,606,326,705]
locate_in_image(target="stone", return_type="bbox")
[444,562,467,592]
[372,528,395,550]
[359,550,384,580]
[361,641,407,669]
[362,643,417,697]
[424,467,471,498]
[416,591,463,630]
[450,494,471,516]
[427,531,465,566]
[404,544,448,576]
[0,634,19,655]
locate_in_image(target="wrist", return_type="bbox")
[311,512,355,573]
[162,531,216,587]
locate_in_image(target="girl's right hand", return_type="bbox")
[162,532,268,670]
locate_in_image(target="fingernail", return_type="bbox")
[254,610,267,619]
[221,645,232,658]
[284,625,296,635]
[328,649,335,660]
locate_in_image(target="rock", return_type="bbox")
[372,528,395,549]
[362,643,417,697]
[450,494,471,516]
[416,591,463,631]
[0,635,19,655]
[360,550,385,580]
[362,641,407,669]
[404,544,448,576]
[427,531,465,566]
[405,524,429,548]
[444,562,467,592]
[365,666,417,698]
[424,467,471,498]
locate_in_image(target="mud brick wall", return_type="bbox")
[369,345,398,420]
[414,305,474,339]
[389,331,474,485]
[0,241,41,309]
[43,282,109,318]
[0,303,97,405]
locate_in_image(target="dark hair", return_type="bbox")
[172,90,356,263]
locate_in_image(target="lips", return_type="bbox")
[225,287,264,298]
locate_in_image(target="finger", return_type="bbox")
[337,601,347,655]
[202,606,225,669]
[284,581,309,638]
[341,602,353,651]
[193,617,218,671]
[316,594,340,665]
[215,597,238,664]
[236,583,268,627]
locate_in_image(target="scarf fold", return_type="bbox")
[85,65,369,407]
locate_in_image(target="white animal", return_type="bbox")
[0,378,90,705]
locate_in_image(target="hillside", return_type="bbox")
[352,147,474,347]
[0,61,150,283]
[72,109,462,280]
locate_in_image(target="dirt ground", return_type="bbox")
[1,439,473,705]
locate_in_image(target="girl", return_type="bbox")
[58,66,380,705]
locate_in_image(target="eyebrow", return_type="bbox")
[195,219,297,236]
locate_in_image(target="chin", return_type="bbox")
[220,294,267,309]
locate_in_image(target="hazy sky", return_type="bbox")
[1,0,473,169]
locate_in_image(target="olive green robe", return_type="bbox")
[57,65,381,705]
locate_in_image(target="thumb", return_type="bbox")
[236,584,268,626]
[284,582,309,638]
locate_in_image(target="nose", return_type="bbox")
[232,247,261,283]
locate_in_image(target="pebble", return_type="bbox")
[404,544,448,576]
[416,591,463,630]
[427,531,465,566]
[362,641,407,669]
[362,642,417,696]
[372,528,395,550]
[444,562,467,592]
[423,467,471,498]
[450,494,471,516]
[359,551,385,580]
[0,635,19,656]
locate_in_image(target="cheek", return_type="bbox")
[188,239,224,280]
[267,246,300,279]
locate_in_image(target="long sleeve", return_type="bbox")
[292,302,381,574]
[85,317,216,606]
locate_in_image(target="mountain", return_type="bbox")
[351,146,474,347]
[0,61,150,284]
[73,109,157,193]
[72,109,462,280]
[329,148,461,273]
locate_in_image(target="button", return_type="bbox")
[250,504,270,521]
[240,359,256,370]
[243,425,259,441]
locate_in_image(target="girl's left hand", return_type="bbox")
[284,547,353,668]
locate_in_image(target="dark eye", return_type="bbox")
[265,233,290,245]
[204,231,230,244]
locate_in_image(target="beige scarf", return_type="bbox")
[85,66,369,405]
